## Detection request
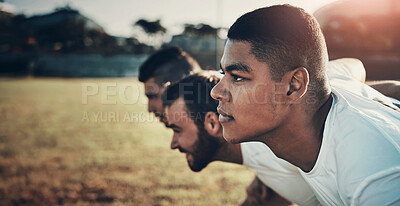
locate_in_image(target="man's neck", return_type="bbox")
[262,94,333,172]
[213,142,243,165]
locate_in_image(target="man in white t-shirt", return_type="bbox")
[161,65,399,205]
[242,60,399,205]
[211,5,400,205]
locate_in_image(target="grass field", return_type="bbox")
[0,78,254,205]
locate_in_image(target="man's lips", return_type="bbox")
[217,107,234,123]
[178,148,192,162]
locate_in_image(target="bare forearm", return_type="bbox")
[368,80,400,100]
[241,176,292,206]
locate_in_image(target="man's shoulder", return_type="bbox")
[327,58,365,82]
[329,86,400,133]
[326,88,400,203]
[327,87,400,154]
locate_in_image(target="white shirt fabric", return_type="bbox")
[298,63,400,205]
[241,142,321,206]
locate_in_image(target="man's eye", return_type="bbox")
[218,69,225,75]
[232,74,244,82]
[173,129,181,133]
[146,94,157,99]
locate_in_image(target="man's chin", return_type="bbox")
[187,155,207,172]
[188,164,205,172]
[222,132,241,144]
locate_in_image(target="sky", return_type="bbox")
[5,0,339,37]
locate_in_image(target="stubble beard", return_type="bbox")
[187,126,222,172]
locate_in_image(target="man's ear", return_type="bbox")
[284,67,309,103]
[204,111,221,136]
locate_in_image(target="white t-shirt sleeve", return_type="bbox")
[351,167,400,206]
[327,62,399,109]
[327,61,359,81]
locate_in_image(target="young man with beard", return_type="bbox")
[210,5,400,205]
[162,71,319,206]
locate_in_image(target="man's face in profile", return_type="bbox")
[165,98,221,172]
[144,77,165,123]
[211,39,288,144]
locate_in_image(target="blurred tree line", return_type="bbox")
[0,6,223,76]
[0,6,222,55]
[0,7,155,55]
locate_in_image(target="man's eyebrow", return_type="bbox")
[225,63,252,73]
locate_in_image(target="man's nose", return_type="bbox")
[170,134,179,150]
[211,79,229,102]
[147,104,152,113]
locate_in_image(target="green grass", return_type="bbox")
[0,78,254,205]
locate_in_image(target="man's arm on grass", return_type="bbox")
[240,176,292,206]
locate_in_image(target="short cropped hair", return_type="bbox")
[139,47,202,85]
[228,4,329,98]
[162,71,220,127]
